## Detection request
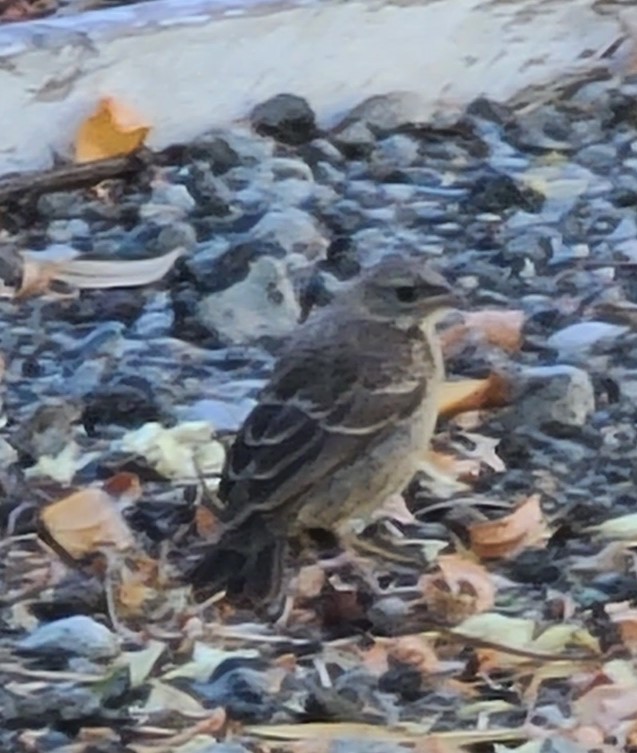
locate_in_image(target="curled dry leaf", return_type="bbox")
[295,563,327,601]
[360,635,439,678]
[468,494,548,559]
[39,473,141,559]
[116,557,160,618]
[574,681,637,738]
[585,512,637,540]
[17,247,183,296]
[420,554,496,624]
[53,247,184,289]
[441,309,525,355]
[16,256,72,300]
[75,97,150,163]
[605,602,637,649]
[119,421,225,480]
[437,372,512,418]
[388,634,440,675]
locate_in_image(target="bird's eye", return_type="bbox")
[395,286,418,303]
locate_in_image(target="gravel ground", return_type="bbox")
[1,69,637,751]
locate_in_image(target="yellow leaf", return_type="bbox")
[40,478,140,559]
[75,97,150,163]
[437,373,511,418]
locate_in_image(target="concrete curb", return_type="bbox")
[0,0,633,177]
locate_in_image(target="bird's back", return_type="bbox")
[217,311,440,531]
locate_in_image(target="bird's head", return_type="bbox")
[347,255,461,329]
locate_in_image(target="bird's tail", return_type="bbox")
[187,515,287,613]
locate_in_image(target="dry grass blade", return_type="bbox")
[246,722,526,745]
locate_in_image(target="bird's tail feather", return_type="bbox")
[188,516,287,612]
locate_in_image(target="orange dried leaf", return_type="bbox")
[437,373,511,418]
[442,309,525,355]
[468,494,547,559]
[117,574,154,615]
[388,634,440,675]
[195,504,220,538]
[40,486,135,559]
[75,97,150,163]
[424,449,481,479]
[360,642,390,676]
[464,310,525,352]
[102,471,142,501]
[420,554,496,623]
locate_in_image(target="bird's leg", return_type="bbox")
[355,522,428,566]
[192,458,229,521]
[351,532,426,566]
[326,514,426,571]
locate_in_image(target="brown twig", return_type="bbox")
[0,152,149,202]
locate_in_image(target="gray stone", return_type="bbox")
[373,134,420,166]
[251,93,317,145]
[196,256,301,343]
[251,207,327,258]
[510,365,595,429]
[47,218,90,243]
[18,616,119,660]
[332,120,376,156]
[132,292,174,338]
[547,321,629,356]
[576,143,618,171]
[157,221,198,253]
[341,91,425,133]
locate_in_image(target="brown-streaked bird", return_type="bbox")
[189,254,460,613]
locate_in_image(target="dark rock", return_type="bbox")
[191,658,275,722]
[186,240,286,294]
[43,288,147,327]
[465,96,514,125]
[466,171,544,213]
[82,378,165,436]
[251,93,317,145]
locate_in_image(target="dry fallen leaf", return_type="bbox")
[442,310,525,355]
[246,722,525,746]
[468,494,548,559]
[387,634,440,675]
[39,473,141,559]
[75,97,150,163]
[420,553,496,623]
[574,681,637,738]
[15,255,70,299]
[119,421,225,480]
[52,247,184,289]
[454,613,599,672]
[605,602,637,649]
[585,512,637,540]
[16,247,184,297]
[437,373,512,418]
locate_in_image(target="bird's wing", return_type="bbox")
[217,323,430,527]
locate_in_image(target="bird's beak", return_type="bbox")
[428,290,465,313]
[440,292,465,308]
